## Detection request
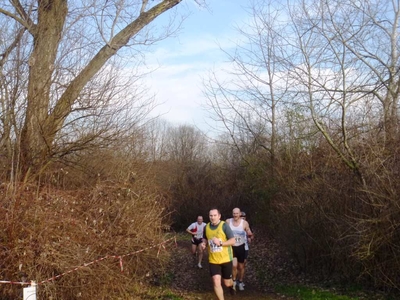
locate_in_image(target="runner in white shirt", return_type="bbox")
[186,215,207,268]
[226,208,253,291]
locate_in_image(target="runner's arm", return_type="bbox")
[244,221,254,241]
[186,224,196,235]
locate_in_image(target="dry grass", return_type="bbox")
[0,176,173,299]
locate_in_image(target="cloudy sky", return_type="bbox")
[145,0,248,133]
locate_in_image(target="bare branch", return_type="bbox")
[0,0,37,34]
[141,0,149,13]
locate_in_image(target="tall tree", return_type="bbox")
[203,0,290,179]
[0,0,200,178]
[205,0,400,186]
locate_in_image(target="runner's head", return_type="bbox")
[196,215,203,224]
[232,207,241,220]
[209,208,221,226]
[241,211,246,220]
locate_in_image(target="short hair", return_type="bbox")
[209,208,221,214]
[241,211,246,217]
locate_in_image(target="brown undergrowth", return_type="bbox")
[0,179,172,300]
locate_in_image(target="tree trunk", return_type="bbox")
[20,0,68,176]
[18,0,182,177]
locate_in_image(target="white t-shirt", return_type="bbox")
[187,222,206,239]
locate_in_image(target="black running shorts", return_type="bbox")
[191,237,203,246]
[232,244,246,263]
[209,261,233,279]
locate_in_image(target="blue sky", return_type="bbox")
[145,0,248,133]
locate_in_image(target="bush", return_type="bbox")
[0,177,172,299]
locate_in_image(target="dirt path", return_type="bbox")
[166,238,296,300]
[159,234,394,300]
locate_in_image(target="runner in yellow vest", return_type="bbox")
[201,208,236,299]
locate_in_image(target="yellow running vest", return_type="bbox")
[205,221,233,264]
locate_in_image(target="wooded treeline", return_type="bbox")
[0,0,399,299]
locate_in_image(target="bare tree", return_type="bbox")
[0,0,206,178]
[283,0,400,185]
[203,0,290,178]
[142,118,171,161]
[166,124,209,164]
[0,21,28,170]
[206,0,399,186]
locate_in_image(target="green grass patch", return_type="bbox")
[156,291,184,300]
[133,286,185,300]
[159,271,175,286]
[165,232,188,242]
[275,284,359,300]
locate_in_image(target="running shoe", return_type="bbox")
[238,281,244,291]
[197,263,202,269]
[229,285,236,295]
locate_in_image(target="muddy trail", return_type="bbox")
[162,234,299,300]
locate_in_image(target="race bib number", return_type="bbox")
[234,235,243,246]
[235,235,243,244]
[195,233,202,239]
[209,240,223,253]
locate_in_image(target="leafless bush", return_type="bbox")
[268,133,400,291]
[0,175,172,299]
[345,138,400,290]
